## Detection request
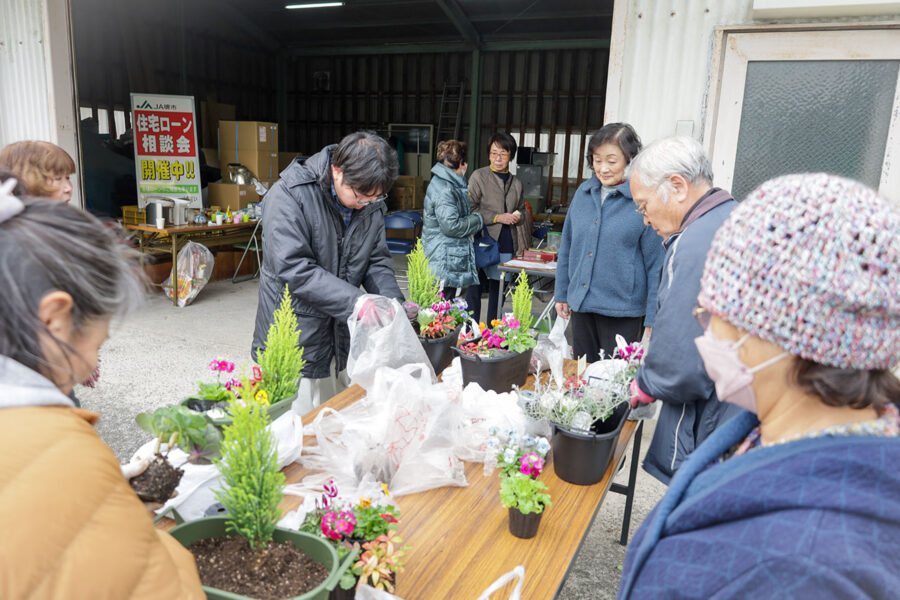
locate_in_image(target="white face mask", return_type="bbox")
[694,329,788,414]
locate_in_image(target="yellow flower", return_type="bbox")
[491,319,502,327]
[359,498,372,508]
[254,389,270,405]
[382,483,390,497]
[478,322,487,330]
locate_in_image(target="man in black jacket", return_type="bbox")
[252,131,404,411]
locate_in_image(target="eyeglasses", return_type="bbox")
[489,151,510,159]
[634,203,648,217]
[693,304,711,330]
[352,187,388,205]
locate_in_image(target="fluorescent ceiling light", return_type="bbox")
[286,2,344,8]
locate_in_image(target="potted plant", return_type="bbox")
[129,404,221,504]
[404,239,469,374]
[299,481,408,599]
[185,284,306,427]
[168,398,355,599]
[489,431,552,539]
[454,271,538,392]
[524,337,642,485]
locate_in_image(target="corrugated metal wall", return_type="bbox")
[286,48,609,204]
[610,0,752,145]
[0,0,53,145]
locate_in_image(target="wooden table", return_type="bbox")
[156,365,643,598]
[126,221,258,305]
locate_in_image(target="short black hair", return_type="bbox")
[487,132,517,161]
[332,131,399,195]
[586,123,642,169]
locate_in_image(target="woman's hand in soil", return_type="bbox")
[121,456,151,480]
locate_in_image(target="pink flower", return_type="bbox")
[321,510,357,541]
[520,452,544,477]
[222,361,235,373]
[224,378,241,391]
[503,315,520,329]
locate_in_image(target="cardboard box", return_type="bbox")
[219,121,278,153]
[219,149,279,180]
[201,147,220,169]
[208,183,259,211]
[391,175,426,209]
[278,152,301,171]
[200,100,235,148]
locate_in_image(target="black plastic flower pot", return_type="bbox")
[508,507,543,539]
[419,326,462,375]
[551,402,630,485]
[452,347,533,393]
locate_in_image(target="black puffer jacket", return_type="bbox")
[251,145,403,378]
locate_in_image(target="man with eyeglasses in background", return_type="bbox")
[626,136,741,484]
[252,130,404,411]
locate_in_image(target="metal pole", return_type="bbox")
[468,48,483,165]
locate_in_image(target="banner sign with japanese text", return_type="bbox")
[130,93,202,207]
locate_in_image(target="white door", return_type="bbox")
[705,27,900,203]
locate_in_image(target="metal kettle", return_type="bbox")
[225,163,253,185]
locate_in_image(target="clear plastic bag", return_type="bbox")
[162,241,214,307]
[346,294,435,390]
[477,566,525,600]
[531,316,572,386]
[300,364,466,496]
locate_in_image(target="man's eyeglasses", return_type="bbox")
[634,203,648,217]
[352,188,388,205]
[693,304,711,330]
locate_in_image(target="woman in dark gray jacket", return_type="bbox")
[422,140,483,299]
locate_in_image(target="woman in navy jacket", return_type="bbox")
[555,123,663,361]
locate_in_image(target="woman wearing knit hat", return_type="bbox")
[618,173,900,599]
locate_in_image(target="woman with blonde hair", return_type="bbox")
[0,140,76,203]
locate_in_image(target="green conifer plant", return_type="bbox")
[511,270,534,332]
[256,284,306,403]
[214,400,285,550]
[407,239,441,308]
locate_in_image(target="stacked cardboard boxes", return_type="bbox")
[219,121,279,180]
[390,175,427,210]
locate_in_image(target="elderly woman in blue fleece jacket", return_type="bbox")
[555,123,664,362]
[618,173,900,599]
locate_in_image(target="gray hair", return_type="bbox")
[630,136,714,203]
[0,198,145,374]
[332,131,399,195]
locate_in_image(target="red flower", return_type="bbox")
[380,512,398,524]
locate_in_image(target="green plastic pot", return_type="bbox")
[168,516,355,600]
[182,393,297,429]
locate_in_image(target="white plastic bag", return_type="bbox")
[162,241,214,307]
[477,566,525,600]
[346,294,435,390]
[530,317,571,386]
[356,585,405,600]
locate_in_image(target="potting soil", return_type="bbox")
[128,455,183,503]
[188,536,330,599]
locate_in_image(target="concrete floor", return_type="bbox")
[78,263,666,599]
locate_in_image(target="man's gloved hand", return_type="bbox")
[629,378,655,409]
[357,296,387,327]
[121,456,151,480]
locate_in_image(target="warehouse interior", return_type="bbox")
[72,0,614,219]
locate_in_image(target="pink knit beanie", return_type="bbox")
[698,173,900,370]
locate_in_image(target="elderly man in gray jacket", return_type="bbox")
[627,137,741,484]
[252,131,404,411]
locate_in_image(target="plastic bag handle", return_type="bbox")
[476,565,525,600]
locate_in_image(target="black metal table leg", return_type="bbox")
[610,419,644,546]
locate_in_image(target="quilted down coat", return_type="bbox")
[0,355,204,599]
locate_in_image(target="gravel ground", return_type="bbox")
[79,267,667,598]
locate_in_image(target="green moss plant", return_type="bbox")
[407,238,441,308]
[214,400,285,550]
[511,270,534,332]
[255,284,306,403]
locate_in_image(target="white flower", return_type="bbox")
[503,448,517,464]
[536,437,551,455]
